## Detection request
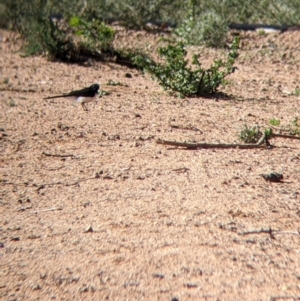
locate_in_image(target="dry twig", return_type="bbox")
[42,151,75,158]
[270,296,300,301]
[271,133,300,140]
[28,207,62,214]
[156,139,268,149]
[157,127,300,150]
[238,227,300,239]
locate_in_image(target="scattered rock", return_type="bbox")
[183,283,198,288]
[57,122,70,131]
[31,284,42,291]
[152,273,164,279]
[84,225,93,233]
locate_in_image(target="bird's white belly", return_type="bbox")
[76,96,94,104]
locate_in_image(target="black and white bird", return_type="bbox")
[44,83,100,111]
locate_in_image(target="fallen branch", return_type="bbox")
[272,133,300,140]
[34,178,92,191]
[172,167,190,173]
[270,296,300,301]
[2,178,94,190]
[156,139,268,149]
[271,230,300,236]
[157,127,300,150]
[238,227,276,238]
[238,228,300,238]
[28,207,62,214]
[42,151,75,158]
[256,132,267,145]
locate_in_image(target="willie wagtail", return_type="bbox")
[44,83,100,111]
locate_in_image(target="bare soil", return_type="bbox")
[1,28,300,301]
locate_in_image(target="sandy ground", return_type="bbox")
[1,28,300,301]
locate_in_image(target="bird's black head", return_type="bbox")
[90,83,100,94]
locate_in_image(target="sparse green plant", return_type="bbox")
[8,99,17,107]
[294,87,300,96]
[239,125,263,143]
[133,37,239,97]
[257,29,267,36]
[290,117,300,136]
[292,117,299,127]
[69,17,115,51]
[116,48,151,70]
[22,14,116,61]
[3,78,9,84]
[290,128,300,136]
[264,128,273,139]
[22,13,78,60]
[111,0,182,29]
[269,118,280,126]
[2,0,300,51]
[174,0,229,47]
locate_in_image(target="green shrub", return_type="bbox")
[1,0,300,46]
[21,14,115,61]
[294,87,300,96]
[22,14,80,60]
[111,0,176,29]
[133,37,239,97]
[174,0,228,47]
[239,125,263,143]
[290,117,300,136]
[69,17,115,51]
[269,118,280,126]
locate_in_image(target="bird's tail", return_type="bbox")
[44,95,65,100]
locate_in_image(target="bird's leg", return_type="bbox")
[81,103,88,111]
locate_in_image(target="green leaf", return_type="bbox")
[69,16,81,27]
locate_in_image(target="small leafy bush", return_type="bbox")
[268,117,300,136]
[21,14,84,61]
[22,14,115,61]
[2,0,300,49]
[269,118,280,126]
[133,37,239,97]
[25,16,78,60]
[294,87,300,96]
[69,17,115,51]
[239,125,263,143]
[290,117,300,136]
[174,0,228,47]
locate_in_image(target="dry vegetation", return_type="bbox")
[1,28,300,300]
